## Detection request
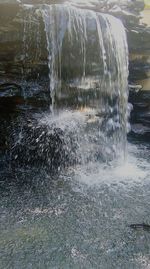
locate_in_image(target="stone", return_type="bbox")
[0,0,148,84]
[0,0,149,154]
[9,118,80,171]
[128,89,150,140]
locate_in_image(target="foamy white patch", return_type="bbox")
[69,76,100,90]
[40,110,86,132]
[113,161,147,180]
[23,4,34,9]
[135,254,150,269]
[73,143,149,186]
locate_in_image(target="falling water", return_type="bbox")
[42,4,129,161]
[1,4,150,269]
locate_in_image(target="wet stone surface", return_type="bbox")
[0,2,150,268]
[0,0,148,83]
[128,89,150,141]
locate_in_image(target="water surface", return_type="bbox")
[1,142,150,269]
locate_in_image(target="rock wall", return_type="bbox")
[0,0,149,86]
[0,0,149,149]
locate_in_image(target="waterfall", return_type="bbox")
[42,4,129,160]
[19,3,129,166]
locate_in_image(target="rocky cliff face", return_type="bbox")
[0,0,149,148]
[0,0,149,86]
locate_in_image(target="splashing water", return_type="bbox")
[42,4,129,160]
[1,5,150,269]
[20,3,129,163]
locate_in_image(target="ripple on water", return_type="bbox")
[0,142,150,269]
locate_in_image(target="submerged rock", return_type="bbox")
[130,223,150,232]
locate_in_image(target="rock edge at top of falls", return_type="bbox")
[0,0,145,15]
[0,1,150,98]
[0,0,149,87]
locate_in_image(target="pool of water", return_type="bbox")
[0,141,150,269]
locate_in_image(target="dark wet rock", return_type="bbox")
[128,25,150,82]
[128,89,150,141]
[0,82,23,117]
[0,0,148,84]
[0,80,50,112]
[0,79,50,157]
[0,0,149,166]
[0,1,149,99]
[9,117,79,172]
[129,90,150,121]
[0,2,48,83]
[129,223,150,232]
[131,123,150,135]
[0,83,22,97]
[129,84,142,92]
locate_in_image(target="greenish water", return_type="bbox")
[0,143,150,269]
